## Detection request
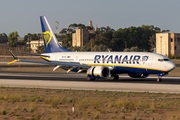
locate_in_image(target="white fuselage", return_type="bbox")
[43,51,175,74]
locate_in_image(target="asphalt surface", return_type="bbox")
[0,71,180,93]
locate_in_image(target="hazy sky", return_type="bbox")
[1,0,180,37]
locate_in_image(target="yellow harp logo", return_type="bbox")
[43,31,52,48]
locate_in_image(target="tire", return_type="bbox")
[115,75,119,80]
[157,78,162,82]
[110,75,115,80]
[87,77,95,81]
[110,74,119,80]
[87,77,91,81]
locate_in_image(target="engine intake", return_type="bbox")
[87,66,110,79]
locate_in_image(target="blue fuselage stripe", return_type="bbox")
[113,66,164,74]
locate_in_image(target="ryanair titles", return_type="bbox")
[94,55,149,64]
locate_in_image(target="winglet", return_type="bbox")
[7,48,19,65]
[7,48,18,59]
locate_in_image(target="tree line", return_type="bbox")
[1,23,166,53]
[60,24,163,52]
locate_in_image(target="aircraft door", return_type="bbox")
[75,56,79,62]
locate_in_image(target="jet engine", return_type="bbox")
[128,73,149,78]
[87,66,110,80]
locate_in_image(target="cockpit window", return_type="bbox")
[158,59,169,62]
[158,59,163,62]
[163,59,169,61]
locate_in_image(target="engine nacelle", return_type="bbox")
[128,73,149,78]
[87,66,110,79]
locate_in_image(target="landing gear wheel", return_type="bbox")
[87,77,95,81]
[157,78,162,82]
[110,74,119,80]
[115,75,119,80]
[110,75,115,80]
[91,78,95,81]
[87,77,91,81]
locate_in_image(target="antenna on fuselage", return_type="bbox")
[153,48,156,53]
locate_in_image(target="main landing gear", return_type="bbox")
[110,74,119,80]
[87,77,95,81]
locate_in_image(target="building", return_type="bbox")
[72,20,96,47]
[17,37,24,42]
[0,37,8,47]
[156,33,180,57]
[27,34,62,53]
[0,37,8,43]
[88,20,95,34]
[72,29,89,47]
[26,35,44,53]
[27,40,44,53]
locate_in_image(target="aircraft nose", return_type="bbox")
[168,62,176,71]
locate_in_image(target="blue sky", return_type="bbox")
[1,0,180,37]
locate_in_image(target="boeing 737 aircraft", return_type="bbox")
[8,16,176,82]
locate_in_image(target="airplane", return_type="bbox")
[8,16,176,82]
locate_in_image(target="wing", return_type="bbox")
[18,59,89,68]
[7,49,89,73]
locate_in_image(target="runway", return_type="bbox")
[0,71,180,93]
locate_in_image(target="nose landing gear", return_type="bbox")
[157,77,162,82]
[157,72,166,82]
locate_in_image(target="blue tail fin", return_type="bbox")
[40,16,71,53]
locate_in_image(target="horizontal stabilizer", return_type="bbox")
[7,59,18,65]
